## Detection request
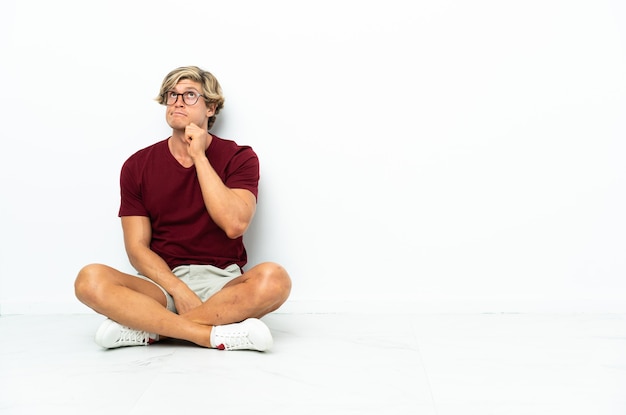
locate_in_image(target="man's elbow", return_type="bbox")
[124,246,143,268]
[224,220,250,239]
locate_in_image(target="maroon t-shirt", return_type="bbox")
[118,135,259,270]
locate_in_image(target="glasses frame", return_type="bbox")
[163,90,206,106]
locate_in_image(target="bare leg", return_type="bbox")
[74,264,213,347]
[180,262,292,326]
[74,262,291,347]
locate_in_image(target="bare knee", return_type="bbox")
[255,262,292,303]
[74,263,111,305]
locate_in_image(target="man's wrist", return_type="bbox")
[192,154,209,165]
[167,278,190,296]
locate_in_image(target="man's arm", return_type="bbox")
[185,123,257,239]
[194,159,257,239]
[121,216,202,313]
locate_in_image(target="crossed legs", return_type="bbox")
[74,262,291,348]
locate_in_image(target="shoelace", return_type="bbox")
[116,327,149,345]
[216,329,252,350]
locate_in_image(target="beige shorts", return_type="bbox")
[135,264,242,313]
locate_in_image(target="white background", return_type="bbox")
[1,0,625,314]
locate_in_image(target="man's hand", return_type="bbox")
[185,123,213,162]
[170,283,203,314]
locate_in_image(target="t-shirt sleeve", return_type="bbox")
[118,156,149,217]
[225,147,260,199]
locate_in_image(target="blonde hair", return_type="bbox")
[156,66,225,130]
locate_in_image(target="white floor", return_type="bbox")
[0,313,625,414]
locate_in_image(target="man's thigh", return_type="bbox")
[96,265,169,308]
[129,274,171,309]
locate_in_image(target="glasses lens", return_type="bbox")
[183,91,198,105]
[165,92,177,105]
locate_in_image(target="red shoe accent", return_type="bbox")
[217,344,225,350]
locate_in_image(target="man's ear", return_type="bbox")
[207,103,217,117]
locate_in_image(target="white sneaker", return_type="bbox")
[210,318,273,351]
[95,318,159,349]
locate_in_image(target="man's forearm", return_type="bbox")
[126,245,184,295]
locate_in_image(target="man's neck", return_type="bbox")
[168,135,194,168]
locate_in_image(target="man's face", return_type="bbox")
[164,79,215,131]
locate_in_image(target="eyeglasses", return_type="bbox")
[163,90,205,106]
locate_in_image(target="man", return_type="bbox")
[74,66,291,352]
